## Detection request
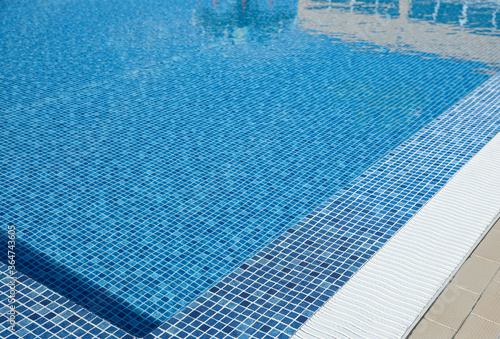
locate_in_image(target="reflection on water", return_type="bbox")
[195,0,299,42]
[298,0,500,65]
[309,0,400,19]
[194,0,500,61]
[410,0,500,34]
[307,0,500,32]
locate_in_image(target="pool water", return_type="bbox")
[1,0,499,336]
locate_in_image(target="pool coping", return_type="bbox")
[408,218,500,339]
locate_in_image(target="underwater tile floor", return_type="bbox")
[145,72,500,339]
[2,73,500,339]
[2,0,500,337]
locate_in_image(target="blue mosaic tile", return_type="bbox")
[2,42,492,334]
[1,0,500,337]
[148,74,500,338]
[0,263,127,338]
[0,0,199,112]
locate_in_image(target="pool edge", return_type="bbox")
[292,79,500,339]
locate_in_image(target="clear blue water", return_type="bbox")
[1,0,499,336]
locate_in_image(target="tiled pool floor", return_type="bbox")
[2,0,500,337]
[3,72,500,339]
[147,72,500,339]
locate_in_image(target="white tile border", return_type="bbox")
[292,118,500,338]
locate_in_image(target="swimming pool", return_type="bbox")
[1,0,500,337]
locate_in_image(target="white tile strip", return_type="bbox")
[292,115,500,337]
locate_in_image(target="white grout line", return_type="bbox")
[292,108,500,338]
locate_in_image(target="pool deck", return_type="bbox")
[409,217,500,339]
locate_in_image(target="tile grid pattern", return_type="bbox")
[292,107,500,338]
[6,28,495,336]
[0,263,128,339]
[4,0,500,336]
[1,74,500,338]
[144,74,500,338]
[7,23,493,336]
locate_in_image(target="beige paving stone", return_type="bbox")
[409,318,455,339]
[454,315,500,339]
[425,284,479,330]
[493,218,500,232]
[473,280,500,324]
[493,269,500,283]
[411,222,500,338]
[474,229,500,263]
[452,255,500,294]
